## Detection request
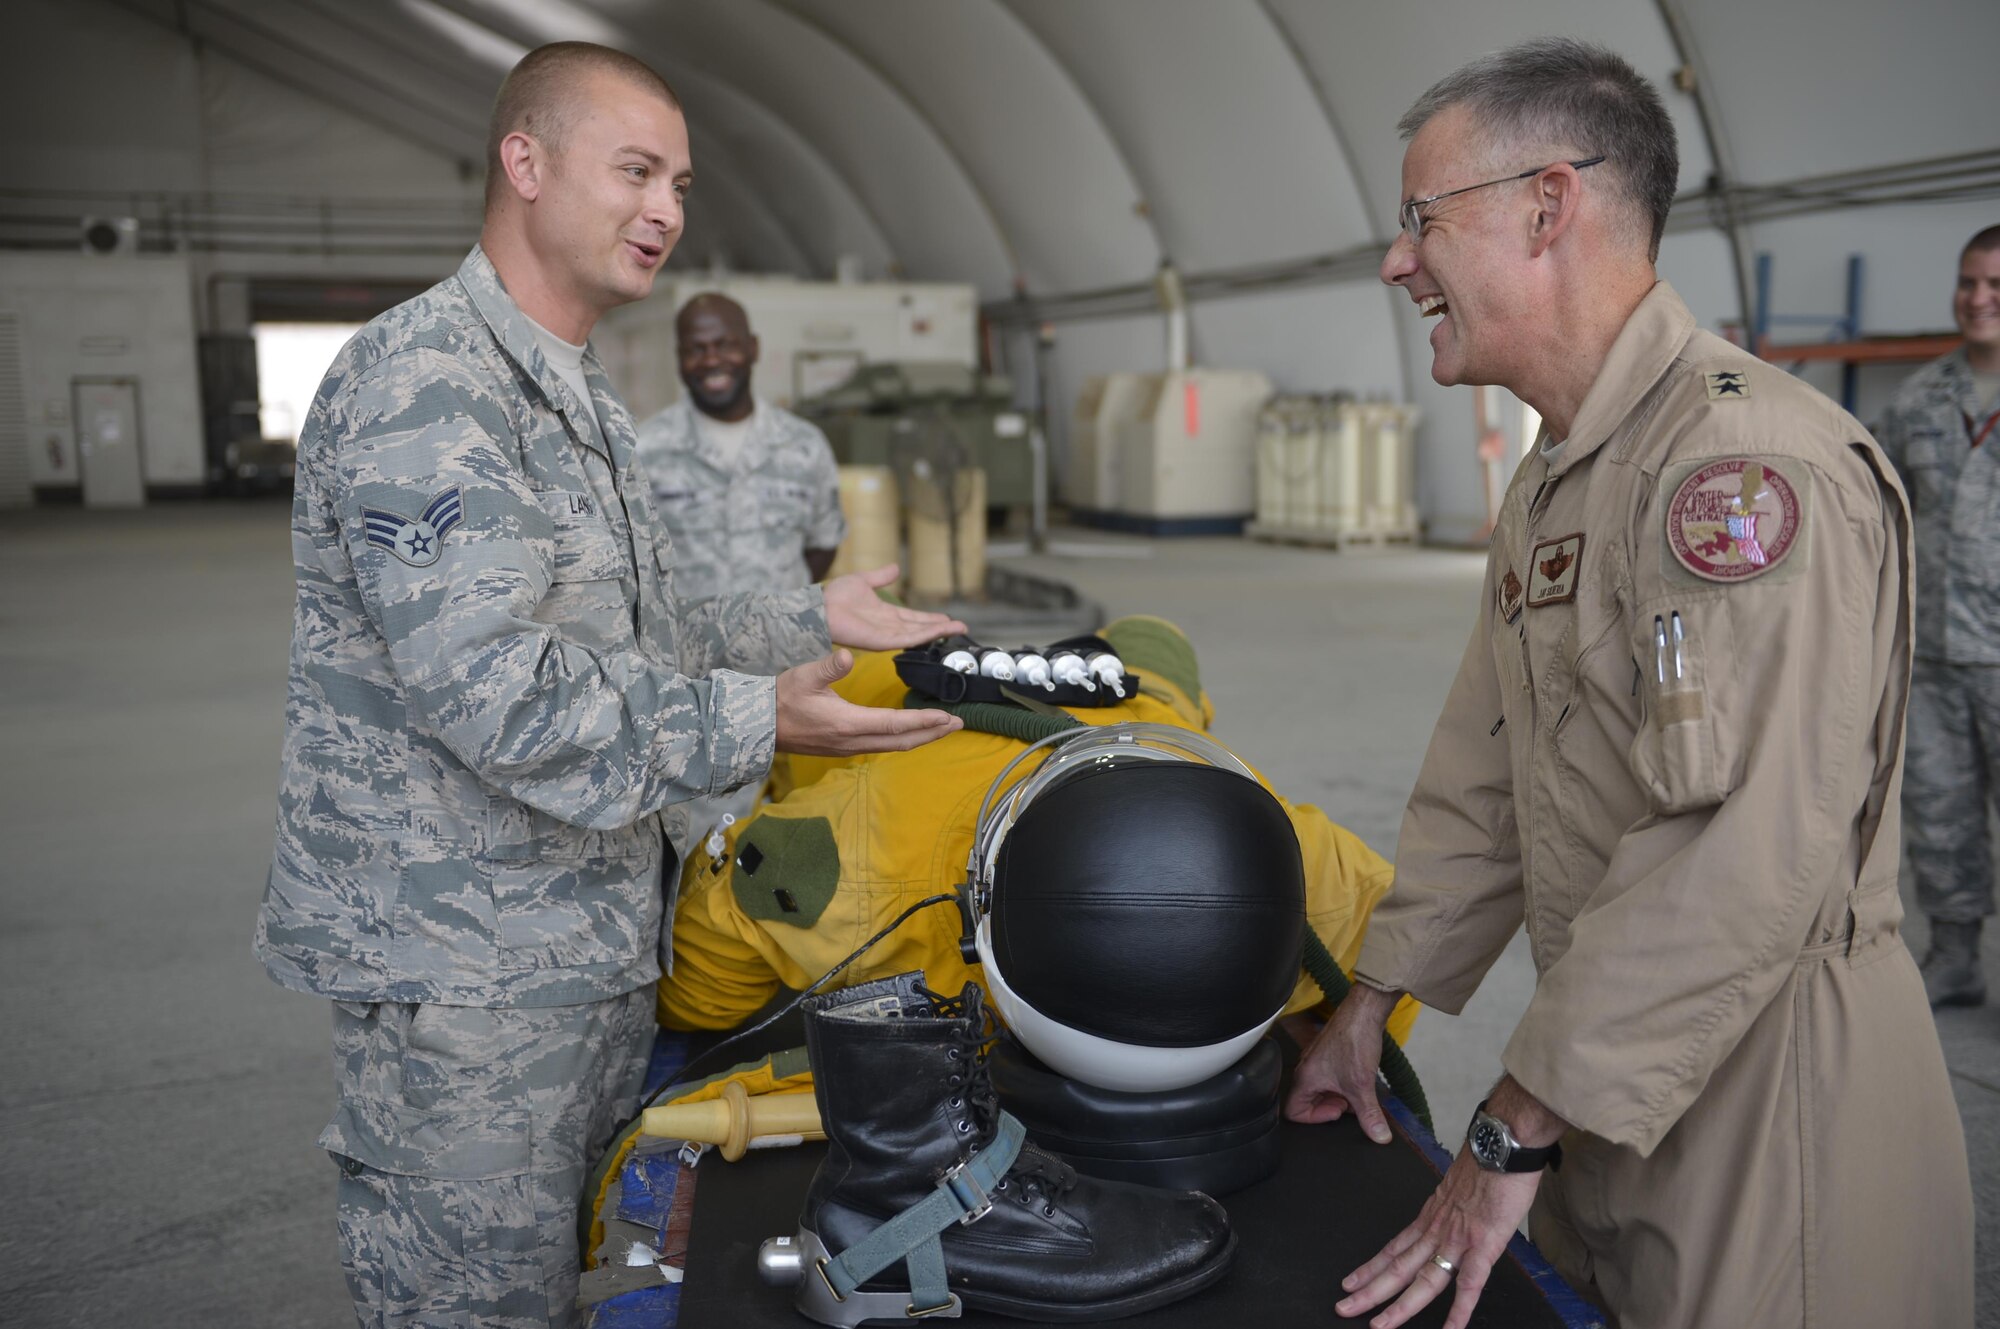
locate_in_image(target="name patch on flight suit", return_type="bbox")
[1526,535,1584,607]
[1498,568,1525,624]
[1664,457,1805,584]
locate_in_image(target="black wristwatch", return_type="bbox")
[1466,1100,1563,1173]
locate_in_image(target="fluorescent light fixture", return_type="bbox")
[394,0,527,69]
[444,0,624,47]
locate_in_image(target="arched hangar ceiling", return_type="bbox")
[70,0,2000,542]
[104,0,1997,311]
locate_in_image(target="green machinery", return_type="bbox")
[795,362,1035,511]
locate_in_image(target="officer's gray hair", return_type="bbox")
[1398,39,1678,261]
[486,43,682,209]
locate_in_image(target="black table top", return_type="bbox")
[674,1108,1591,1329]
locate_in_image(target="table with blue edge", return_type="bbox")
[587,1031,1606,1329]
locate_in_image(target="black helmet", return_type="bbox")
[964,724,1305,1091]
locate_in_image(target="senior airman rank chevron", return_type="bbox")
[362,487,464,567]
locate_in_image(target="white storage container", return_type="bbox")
[1112,369,1271,524]
[1249,396,1420,547]
[1066,371,1157,513]
[1357,402,1420,537]
[1255,397,1322,530]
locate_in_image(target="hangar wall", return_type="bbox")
[3,0,1993,530]
[0,253,204,493]
[4,0,480,270]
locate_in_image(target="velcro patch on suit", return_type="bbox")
[1654,691,1706,726]
[730,815,839,928]
[361,487,464,567]
[1704,370,1752,400]
[1663,456,1807,586]
[1526,534,1584,607]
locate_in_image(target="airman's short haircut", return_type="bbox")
[1398,39,1679,261]
[485,42,681,207]
[1964,225,2000,261]
[676,292,752,342]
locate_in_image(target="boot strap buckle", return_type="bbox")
[939,1162,993,1225]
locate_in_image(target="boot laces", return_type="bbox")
[916,982,1078,1208]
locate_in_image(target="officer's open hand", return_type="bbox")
[1334,1147,1542,1329]
[776,649,963,756]
[1285,982,1398,1143]
[822,564,967,650]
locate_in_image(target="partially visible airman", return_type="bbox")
[1878,222,2000,1008]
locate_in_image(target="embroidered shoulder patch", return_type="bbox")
[1705,370,1751,400]
[1497,567,1524,624]
[362,487,464,568]
[1665,458,1802,582]
[1526,534,1583,607]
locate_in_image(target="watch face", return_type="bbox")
[1471,1119,1505,1164]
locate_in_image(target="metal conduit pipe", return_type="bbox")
[983,149,2000,329]
[1654,0,1757,337]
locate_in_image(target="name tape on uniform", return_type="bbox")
[1526,534,1584,607]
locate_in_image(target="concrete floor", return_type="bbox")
[0,504,1992,1326]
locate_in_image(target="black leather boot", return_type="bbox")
[793,971,1234,1323]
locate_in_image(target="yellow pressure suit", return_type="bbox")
[657,616,1418,1047]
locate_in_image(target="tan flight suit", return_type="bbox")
[1355,284,1972,1328]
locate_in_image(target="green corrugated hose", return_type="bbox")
[916,695,1074,745]
[921,692,1433,1133]
[1299,928,1431,1133]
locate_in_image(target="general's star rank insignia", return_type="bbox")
[1705,370,1751,400]
[1526,533,1584,607]
[362,487,465,567]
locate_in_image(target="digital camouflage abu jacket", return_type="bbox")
[255,246,830,1009]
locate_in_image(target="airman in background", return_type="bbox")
[1877,223,2000,1008]
[634,294,846,602]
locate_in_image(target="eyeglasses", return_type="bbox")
[1397,156,1605,244]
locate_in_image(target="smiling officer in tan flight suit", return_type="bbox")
[1284,40,1972,1329]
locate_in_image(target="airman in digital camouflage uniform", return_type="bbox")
[252,42,961,1329]
[634,294,847,601]
[1878,223,2000,1008]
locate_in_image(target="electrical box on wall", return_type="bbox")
[79,217,140,257]
[595,274,978,423]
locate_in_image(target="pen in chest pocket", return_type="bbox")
[1653,613,1689,686]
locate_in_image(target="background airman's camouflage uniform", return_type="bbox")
[1879,349,2000,1000]
[253,246,830,1327]
[633,398,845,602]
